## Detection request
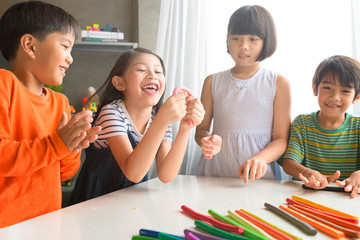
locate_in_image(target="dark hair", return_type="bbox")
[0,1,81,61]
[312,55,360,99]
[227,5,277,61]
[89,47,166,122]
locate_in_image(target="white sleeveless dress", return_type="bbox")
[197,68,281,178]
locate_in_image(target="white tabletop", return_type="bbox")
[0,175,358,240]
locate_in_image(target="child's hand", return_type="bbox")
[299,169,340,189]
[238,158,267,184]
[56,110,96,153]
[180,96,205,128]
[75,124,102,151]
[157,93,187,125]
[201,135,222,159]
[335,170,360,198]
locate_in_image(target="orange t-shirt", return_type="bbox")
[0,69,80,228]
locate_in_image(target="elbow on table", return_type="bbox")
[158,174,176,184]
[125,172,146,183]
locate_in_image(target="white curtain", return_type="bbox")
[155,0,208,175]
[352,0,360,114]
[156,0,357,176]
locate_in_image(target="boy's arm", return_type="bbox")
[0,132,76,177]
[283,157,341,189]
[282,158,307,179]
[0,76,81,177]
[59,151,81,182]
[55,109,100,181]
[58,110,81,182]
[57,110,99,182]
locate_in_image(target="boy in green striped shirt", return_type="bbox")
[279,55,360,198]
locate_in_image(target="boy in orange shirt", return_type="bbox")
[0,1,101,228]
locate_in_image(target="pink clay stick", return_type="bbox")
[181,205,244,234]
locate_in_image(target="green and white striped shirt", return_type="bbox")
[279,111,360,181]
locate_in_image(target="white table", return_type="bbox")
[0,175,358,240]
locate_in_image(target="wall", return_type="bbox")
[132,0,161,51]
[0,0,160,111]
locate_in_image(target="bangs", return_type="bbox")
[228,7,265,38]
[320,62,355,89]
[60,21,81,42]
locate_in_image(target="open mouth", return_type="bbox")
[142,83,159,95]
[238,54,249,59]
[59,66,67,74]
[325,103,340,108]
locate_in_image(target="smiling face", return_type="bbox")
[228,34,263,68]
[32,31,75,87]
[118,52,165,109]
[314,73,360,121]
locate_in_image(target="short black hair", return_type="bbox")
[0,1,81,61]
[312,55,360,99]
[227,5,277,61]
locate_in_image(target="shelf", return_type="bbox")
[73,41,138,53]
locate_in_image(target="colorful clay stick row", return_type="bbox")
[140,229,185,239]
[235,209,293,240]
[292,195,358,220]
[194,220,251,240]
[241,209,303,240]
[208,209,269,240]
[227,210,275,240]
[181,205,244,234]
[289,205,360,238]
[184,229,228,240]
[173,86,194,126]
[293,204,360,231]
[264,202,317,235]
[286,198,358,224]
[279,205,345,239]
[301,184,347,192]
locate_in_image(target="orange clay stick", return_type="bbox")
[227,210,275,240]
[289,205,360,239]
[279,205,345,239]
[286,198,358,224]
[293,204,360,232]
[241,209,302,240]
[235,210,293,240]
[291,195,358,220]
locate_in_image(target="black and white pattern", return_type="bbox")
[94,100,172,149]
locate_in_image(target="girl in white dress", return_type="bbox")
[196,5,291,183]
